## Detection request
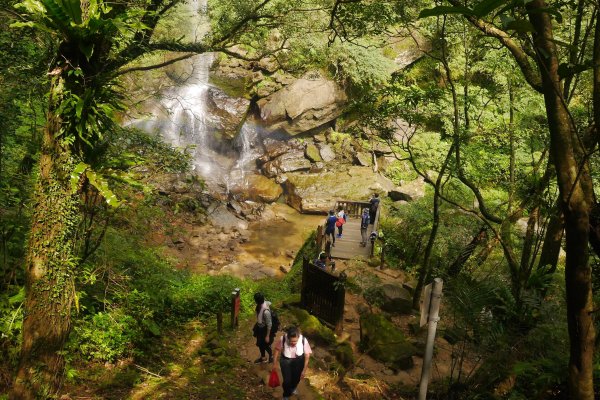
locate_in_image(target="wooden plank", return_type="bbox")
[330,218,373,260]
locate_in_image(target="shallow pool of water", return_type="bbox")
[239,204,325,271]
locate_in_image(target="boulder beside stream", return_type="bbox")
[360,313,417,371]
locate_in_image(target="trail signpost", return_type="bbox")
[418,278,444,400]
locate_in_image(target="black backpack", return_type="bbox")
[269,309,280,333]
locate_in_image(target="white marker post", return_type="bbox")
[418,278,443,400]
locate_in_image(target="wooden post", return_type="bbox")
[316,224,324,251]
[230,288,240,329]
[300,258,309,307]
[418,278,444,400]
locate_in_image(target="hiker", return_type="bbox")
[254,292,275,364]
[336,206,347,238]
[325,209,337,247]
[369,193,380,224]
[314,251,328,269]
[360,208,370,247]
[273,326,312,400]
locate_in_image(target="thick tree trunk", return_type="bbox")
[538,202,564,274]
[527,2,596,398]
[10,79,82,399]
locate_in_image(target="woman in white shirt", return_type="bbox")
[272,326,312,400]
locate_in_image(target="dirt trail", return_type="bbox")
[233,317,320,400]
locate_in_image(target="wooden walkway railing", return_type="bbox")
[315,199,381,260]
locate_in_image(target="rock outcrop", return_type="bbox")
[258,73,347,135]
[283,166,395,213]
[229,174,283,203]
[205,87,251,139]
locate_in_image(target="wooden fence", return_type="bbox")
[300,258,346,333]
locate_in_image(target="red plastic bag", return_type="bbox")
[268,368,280,388]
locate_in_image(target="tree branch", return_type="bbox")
[446,0,543,92]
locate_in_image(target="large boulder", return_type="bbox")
[229,174,283,203]
[262,150,312,178]
[205,87,251,138]
[258,73,347,135]
[208,204,249,231]
[379,284,413,314]
[360,313,417,370]
[283,166,395,213]
[388,177,425,202]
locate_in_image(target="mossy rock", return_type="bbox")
[335,342,355,368]
[288,307,336,345]
[359,313,417,371]
[305,143,323,162]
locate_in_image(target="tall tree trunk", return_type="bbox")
[538,202,564,274]
[10,75,82,399]
[528,1,595,397]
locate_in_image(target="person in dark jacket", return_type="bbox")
[254,292,275,363]
[369,193,380,224]
[325,209,337,247]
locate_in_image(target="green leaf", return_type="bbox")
[419,6,475,19]
[78,42,94,61]
[70,162,89,192]
[75,96,84,118]
[86,169,122,208]
[473,0,507,17]
[10,21,36,28]
[55,0,81,24]
[9,287,26,304]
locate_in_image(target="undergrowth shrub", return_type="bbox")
[74,311,142,362]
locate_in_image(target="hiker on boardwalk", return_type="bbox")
[273,326,312,400]
[314,251,328,269]
[253,292,275,364]
[360,208,370,247]
[369,193,380,224]
[336,206,347,238]
[325,209,337,247]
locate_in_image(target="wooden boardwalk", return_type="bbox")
[315,200,380,261]
[330,218,373,260]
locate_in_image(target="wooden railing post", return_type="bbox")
[230,288,240,329]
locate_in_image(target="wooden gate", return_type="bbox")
[300,258,345,333]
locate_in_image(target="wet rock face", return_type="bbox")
[229,174,283,203]
[262,150,312,178]
[258,73,347,135]
[205,87,251,139]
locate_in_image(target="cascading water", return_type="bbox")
[127,0,264,193]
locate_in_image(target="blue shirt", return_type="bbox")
[325,215,337,233]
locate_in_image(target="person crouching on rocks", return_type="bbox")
[273,326,312,400]
[254,292,275,363]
